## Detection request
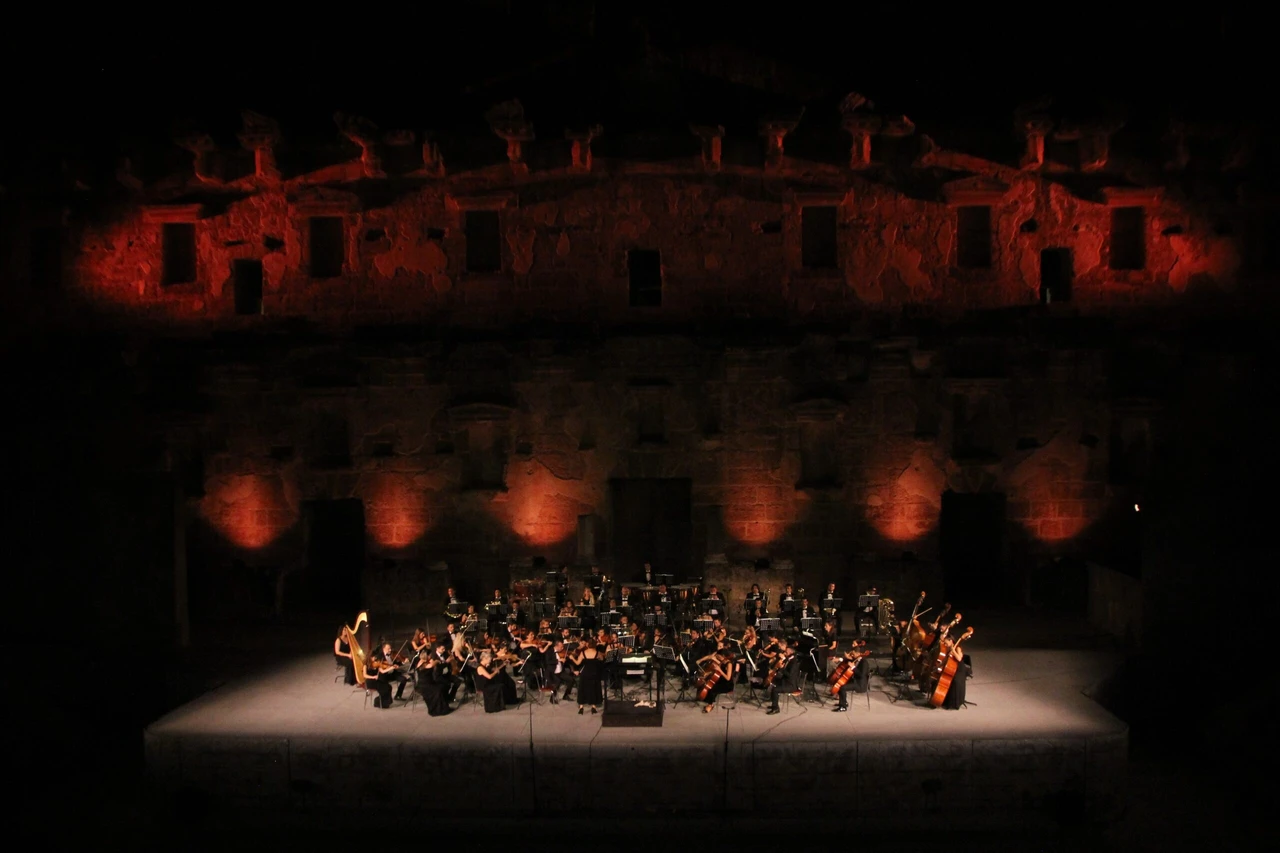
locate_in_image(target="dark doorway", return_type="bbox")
[303,499,365,613]
[1040,248,1072,303]
[233,259,263,315]
[939,490,1007,602]
[610,479,693,580]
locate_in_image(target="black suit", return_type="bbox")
[767,655,800,710]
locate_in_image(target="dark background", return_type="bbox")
[2,3,1274,846]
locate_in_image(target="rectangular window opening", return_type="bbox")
[161,222,197,286]
[465,210,502,273]
[628,249,662,307]
[1039,248,1073,304]
[801,205,838,270]
[233,259,264,315]
[956,206,993,269]
[1109,206,1146,271]
[308,216,345,278]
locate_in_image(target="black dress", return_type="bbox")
[336,640,356,685]
[576,656,604,706]
[476,669,506,713]
[418,665,451,716]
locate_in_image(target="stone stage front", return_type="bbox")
[144,645,1127,832]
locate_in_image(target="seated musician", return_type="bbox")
[558,600,577,619]
[410,629,431,661]
[375,641,408,701]
[698,643,736,713]
[444,587,462,619]
[822,582,841,634]
[488,589,508,635]
[796,598,822,629]
[708,617,727,644]
[474,650,512,713]
[333,624,357,685]
[657,583,671,608]
[765,638,801,715]
[543,640,567,704]
[364,653,398,709]
[778,584,797,629]
[588,565,607,602]
[461,605,481,634]
[432,640,461,702]
[619,586,633,610]
[704,585,726,621]
[745,584,764,628]
[736,625,760,684]
[414,641,452,716]
[833,641,871,712]
[579,586,597,630]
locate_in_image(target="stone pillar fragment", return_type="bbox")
[334,112,386,178]
[176,133,220,184]
[842,115,880,169]
[759,117,799,168]
[1020,118,1053,169]
[237,111,281,181]
[690,124,724,171]
[565,125,603,172]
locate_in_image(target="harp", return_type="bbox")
[342,611,370,686]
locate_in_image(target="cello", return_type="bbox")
[929,627,973,708]
[696,652,728,701]
[828,641,872,697]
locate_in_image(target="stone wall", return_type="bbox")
[144,730,1127,829]
[166,326,1115,617]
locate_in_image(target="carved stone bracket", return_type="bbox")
[759,116,800,168]
[1020,117,1054,169]
[690,124,725,171]
[421,133,445,178]
[486,100,534,173]
[174,133,220,184]
[842,115,881,169]
[334,112,385,178]
[565,125,603,171]
[237,111,281,181]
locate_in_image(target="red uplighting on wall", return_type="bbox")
[500,464,591,550]
[869,500,939,543]
[200,474,298,550]
[721,470,796,547]
[365,474,431,550]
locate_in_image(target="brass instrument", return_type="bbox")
[878,597,896,632]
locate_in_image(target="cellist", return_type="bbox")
[697,643,735,714]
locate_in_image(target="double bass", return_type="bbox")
[913,612,960,682]
[929,627,973,708]
[828,640,872,697]
[895,592,928,671]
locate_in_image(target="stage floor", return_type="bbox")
[145,636,1128,831]
[146,646,1125,744]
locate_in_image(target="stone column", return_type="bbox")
[690,124,724,171]
[238,111,281,181]
[334,112,386,178]
[842,115,880,169]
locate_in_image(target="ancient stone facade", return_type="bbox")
[5,100,1271,619]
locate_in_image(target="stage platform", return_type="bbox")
[145,642,1128,832]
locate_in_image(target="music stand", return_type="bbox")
[693,616,713,634]
[486,603,505,618]
[655,573,674,586]
[758,617,782,634]
[822,597,842,613]
[800,617,822,633]
[600,610,620,628]
[621,633,637,649]
[653,644,677,705]
[644,613,669,627]
[558,616,581,633]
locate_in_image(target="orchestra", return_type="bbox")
[331,576,972,718]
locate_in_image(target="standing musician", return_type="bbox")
[334,624,357,685]
[543,640,568,704]
[697,643,736,713]
[765,638,801,715]
[817,618,839,678]
[588,565,609,603]
[474,650,514,713]
[431,640,461,702]
[704,585,726,622]
[745,584,765,627]
[888,619,908,674]
[374,641,409,702]
[487,589,509,635]
[444,587,463,620]
[822,582,841,635]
